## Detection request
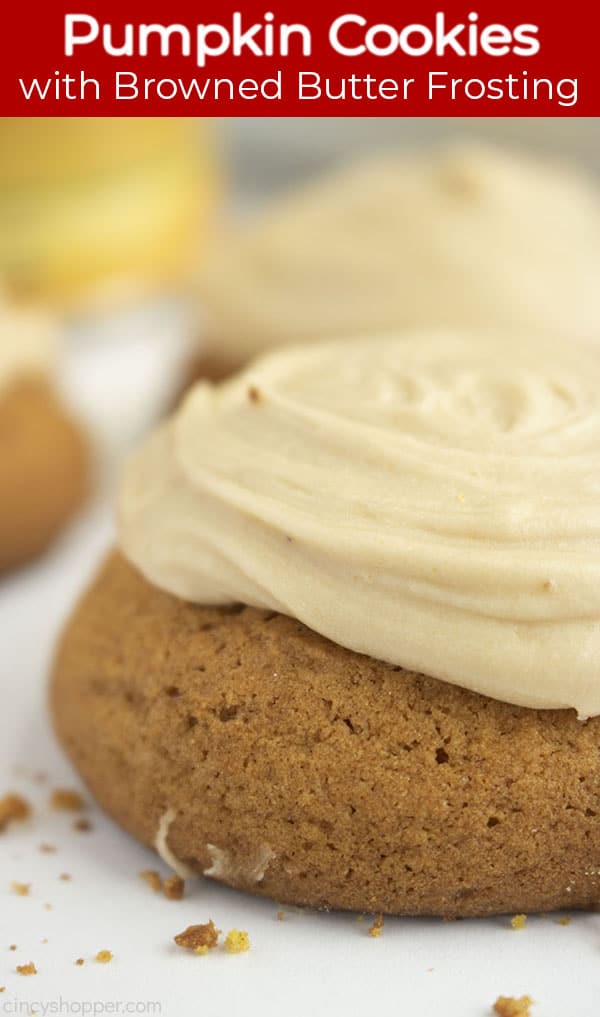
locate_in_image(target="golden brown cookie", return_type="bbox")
[52,552,600,918]
[0,377,88,571]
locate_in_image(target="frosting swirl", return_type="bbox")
[120,333,600,717]
[198,144,600,364]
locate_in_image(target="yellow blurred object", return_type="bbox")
[0,118,216,308]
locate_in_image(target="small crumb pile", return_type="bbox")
[224,930,250,954]
[368,914,384,938]
[11,881,30,897]
[50,789,85,812]
[163,875,185,900]
[16,962,37,977]
[95,950,113,964]
[75,958,84,966]
[139,869,185,900]
[510,914,527,930]
[174,922,250,956]
[558,916,571,926]
[174,921,220,956]
[493,996,533,1017]
[140,869,163,893]
[0,794,31,831]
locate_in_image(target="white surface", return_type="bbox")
[2,327,600,1017]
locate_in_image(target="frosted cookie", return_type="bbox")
[0,298,88,570]
[195,144,600,376]
[53,332,600,915]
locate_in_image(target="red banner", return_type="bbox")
[1,1,596,115]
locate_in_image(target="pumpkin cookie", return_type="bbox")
[53,333,600,915]
[0,298,88,570]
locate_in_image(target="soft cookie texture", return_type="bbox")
[0,378,88,571]
[52,553,600,917]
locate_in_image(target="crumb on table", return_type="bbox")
[0,794,31,831]
[39,843,57,854]
[558,916,571,926]
[74,818,92,833]
[276,910,285,921]
[224,929,250,954]
[50,789,85,812]
[510,914,527,930]
[163,875,185,900]
[368,914,384,938]
[75,958,84,966]
[493,995,533,1017]
[139,870,163,893]
[174,921,220,954]
[16,962,37,976]
[95,950,113,964]
[11,881,30,896]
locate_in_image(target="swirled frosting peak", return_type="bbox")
[119,333,600,717]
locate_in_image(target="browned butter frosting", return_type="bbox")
[197,144,600,365]
[119,332,600,718]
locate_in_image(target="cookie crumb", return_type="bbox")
[43,903,53,911]
[16,962,37,976]
[74,818,92,833]
[59,873,71,882]
[163,875,185,900]
[276,911,285,921]
[139,869,162,894]
[247,385,262,404]
[368,914,384,938]
[75,958,84,966]
[39,843,56,854]
[95,950,113,964]
[50,789,85,812]
[0,794,31,831]
[510,914,527,931]
[174,921,220,953]
[0,987,4,992]
[11,881,30,896]
[558,916,571,926]
[9,945,17,951]
[224,929,250,954]
[493,996,533,1017]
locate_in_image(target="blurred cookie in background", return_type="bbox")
[194,142,600,379]
[0,118,217,311]
[0,292,88,572]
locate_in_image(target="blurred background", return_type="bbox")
[224,117,600,195]
[1,115,599,480]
